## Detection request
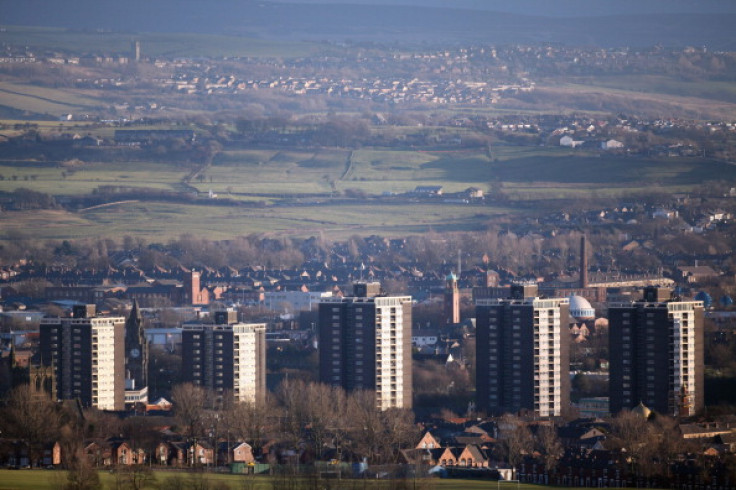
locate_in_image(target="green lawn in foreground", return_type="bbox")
[0,469,581,490]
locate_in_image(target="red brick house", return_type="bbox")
[232,442,256,464]
[416,432,441,449]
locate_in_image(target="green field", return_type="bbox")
[0,469,579,490]
[0,201,512,242]
[0,161,189,195]
[0,144,734,241]
[203,148,493,196]
[565,74,736,105]
[2,147,729,200]
[0,81,105,116]
[540,80,736,120]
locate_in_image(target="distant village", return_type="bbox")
[3,40,736,161]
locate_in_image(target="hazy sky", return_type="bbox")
[269,0,736,16]
[2,0,735,48]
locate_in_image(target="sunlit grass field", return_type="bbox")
[564,74,736,104]
[0,81,104,115]
[0,142,733,241]
[0,469,579,490]
[0,161,189,195]
[0,201,512,242]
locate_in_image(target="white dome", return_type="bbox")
[569,294,595,320]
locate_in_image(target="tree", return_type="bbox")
[607,410,656,477]
[113,465,156,490]
[227,398,274,459]
[275,378,308,447]
[497,414,533,468]
[11,278,52,298]
[3,384,59,467]
[347,390,417,464]
[122,417,160,465]
[171,383,208,438]
[536,423,563,474]
[63,449,102,490]
[380,408,418,463]
[82,409,124,441]
[347,390,384,463]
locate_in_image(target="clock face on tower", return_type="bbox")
[130,348,140,359]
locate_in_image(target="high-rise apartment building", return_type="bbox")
[40,305,126,411]
[609,287,704,417]
[476,284,570,417]
[319,282,412,410]
[181,312,266,405]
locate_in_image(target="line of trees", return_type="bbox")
[171,380,419,465]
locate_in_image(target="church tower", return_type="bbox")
[125,300,148,404]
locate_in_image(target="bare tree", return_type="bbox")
[650,414,693,479]
[381,408,419,463]
[607,410,656,477]
[347,390,383,463]
[113,465,156,490]
[275,378,308,446]
[83,408,124,440]
[171,383,208,439]
[3,384,59,467]
[347,390,417,464]
[63,448,102,490]
[303,383,338,459]
[498,414,533,468]
[227,397,274,458]
[122,417,161,464]
[536,423,563,474]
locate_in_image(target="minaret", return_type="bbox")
[580,236,589,289]
[444,273,460,325]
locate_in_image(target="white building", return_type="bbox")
[181,322,267,405]
[319,283,412,410]
[670,302,701,417]
[233,323,267,404]
[560,135,583,148]
[602,139,624,150]
[609,287,704,417]
[40,307,126,411]
[476,285,570,417]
